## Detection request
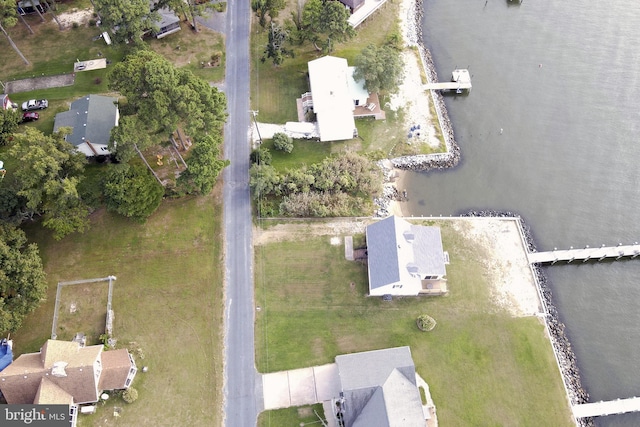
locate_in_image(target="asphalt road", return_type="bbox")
[222,1,259,426]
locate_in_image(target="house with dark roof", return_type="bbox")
[0,339,137,425]
[53,94,119,157]
[151,4,181,39]
[338,0,365,14]
[335,347,429,427]
[365,216,448,296]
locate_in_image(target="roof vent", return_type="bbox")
[51,361,68,377]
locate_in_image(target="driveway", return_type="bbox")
[261,363,341,410]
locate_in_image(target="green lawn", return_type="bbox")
[14,190,225,427]
[254,219,575,426]
[258,404,325,427]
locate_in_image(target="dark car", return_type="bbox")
[22,112,39,122]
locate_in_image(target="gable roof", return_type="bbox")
[53,94,119,150]
[0,340,134,405]
[366,216,446,290]
[308,56,357,142]
[336,347,425,427]
[99,349,133,390]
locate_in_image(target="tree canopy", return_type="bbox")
[252,0,286,28]
[103,163,164,222]
[0,224,47,333]
[94,0,159,44]
[272,132,293,153]
[177,134,229,195]
[353,44,404,94]
[0,107,20,145]
[108,50,227,137]
[300,0,355,52]
[8,127,90,239]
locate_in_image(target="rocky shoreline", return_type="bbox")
[462,210,595,427]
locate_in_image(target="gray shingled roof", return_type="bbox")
[366,216,446,290]
[53,94,118,148]
[336,347,425,427]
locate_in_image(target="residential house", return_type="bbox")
[17,0,46,15]
[152,4,181,39]
[0,94,17,110]
[334,346,429,427]
[337,0,365,14]
[365,215,448,296]
[53,94,119,157]
[0,340,137,425]
[305,56,367,142]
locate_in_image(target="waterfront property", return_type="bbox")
[365,215,448,296]
[424,69,472,93]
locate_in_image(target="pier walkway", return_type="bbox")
[424,69,472,92]
[573,396,640,418]
[527,243,640,264]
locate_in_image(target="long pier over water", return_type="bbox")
[528,243,640,264]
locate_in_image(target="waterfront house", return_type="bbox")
[365,215,448,297]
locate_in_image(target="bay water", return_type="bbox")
[407,1,640,425]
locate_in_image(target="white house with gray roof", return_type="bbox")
[54,94,119,157]
[307,56,368,142]
[365,216,448,296]
[335,346,428,427]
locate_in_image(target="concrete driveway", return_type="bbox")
[262,363,341,410]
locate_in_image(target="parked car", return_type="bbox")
[21,99,48,111]
[21,112,39,122]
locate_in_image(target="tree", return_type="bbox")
[252,0,286,28]
[9,127,90,239]
[250,147,272,165]
[177,134,229,195]
[272,132,293,153]
[301,0,355,52]
[108,50,227,137]
[103,163,164,222]
[0,224,47,332]
[262,22,293,66]
[249,163,281,200]
[93,0,159,44]
[353,44,404,94]
[0,108,20,145]
[0,0,29,64]
[109,115,154,163]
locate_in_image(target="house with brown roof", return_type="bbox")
[0,339,137,424]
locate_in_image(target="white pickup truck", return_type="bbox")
[21,99,48,111]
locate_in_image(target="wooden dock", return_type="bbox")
[424,69,472,93]
[573,396,640,418]
[527,243,640,264]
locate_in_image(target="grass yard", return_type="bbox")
[14,189,225,427]
[53,280,111,344]
[258,404,325,427]
[254,219,574,426]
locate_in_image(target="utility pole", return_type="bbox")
[250,110,262,145]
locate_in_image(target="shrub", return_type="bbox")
[72,22,79,29]
[416,314,437,331]
[122,387,138,404]
[89,19,96,26]
[272,132,293,153]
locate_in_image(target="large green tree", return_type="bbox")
[252,0,285,28]
[177,134,229,195]
[300,0,355,52]
[109,115,154,163]
[94,0,159,44]
[103,163,164,222]
[353,44,404,93]
[0,0,29,64]
[0,224,47,332]
[9,127,90,239]
[0,108,20,145]
[108,50,227,137]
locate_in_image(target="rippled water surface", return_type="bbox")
[405,1,640,425]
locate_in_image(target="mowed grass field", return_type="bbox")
[53,280,111,344]
[255,219,575,426]
[14,189,225,427]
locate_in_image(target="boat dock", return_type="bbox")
[527,243,640,264]
[573,396,640,418]
[424,69,472,93]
